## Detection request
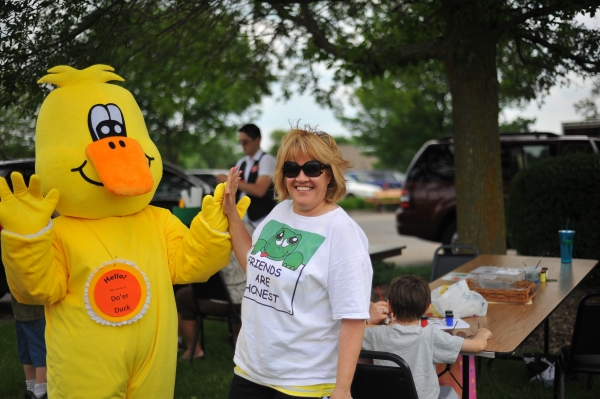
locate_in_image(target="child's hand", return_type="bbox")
[368,301,390,325]
[477,328,493,340]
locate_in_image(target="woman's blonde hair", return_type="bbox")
[274,128,351,203]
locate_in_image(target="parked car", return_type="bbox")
[344,177,382,199]
[188,168,229,189]
[346,170,404,189]
[396,133,600,246]
[0,158,213,298]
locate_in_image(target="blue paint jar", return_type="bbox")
[445,310,454,327]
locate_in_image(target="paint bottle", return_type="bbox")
[420,316,428,327]
[445,310,454,327]
[542,267,549,279]
[540,270,546,283]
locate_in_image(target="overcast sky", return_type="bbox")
[255,73,597,152]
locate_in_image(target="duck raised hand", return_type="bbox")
[0,172,60,235]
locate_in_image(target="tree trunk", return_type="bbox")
[444,29,506,255]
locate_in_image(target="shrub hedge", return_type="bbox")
[506,154,600,260]
[336,196,375,210]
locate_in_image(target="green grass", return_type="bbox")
[372,261,431,286]
[475,356,600,399]
[0,320,236,399]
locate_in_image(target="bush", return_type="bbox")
[336,196,375,210]
[506,154,600,260]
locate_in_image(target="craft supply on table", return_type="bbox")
[470,266,525,280]
[428,317,470,330]
[439,272,475,282]
[445,310,454,327]
[540,270,546,283]
[466,278,537,303]
[420,316,428,327]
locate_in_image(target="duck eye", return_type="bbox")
[88,103,127,142]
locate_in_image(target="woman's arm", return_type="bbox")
[331,318,365,399]
[223,167,252,272]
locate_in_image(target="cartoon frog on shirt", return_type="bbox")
[252,227,304,270]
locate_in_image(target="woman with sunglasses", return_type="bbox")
[223,128,372,399]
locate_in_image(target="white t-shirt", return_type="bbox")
[362,324,463,399]
[234,200,373,386]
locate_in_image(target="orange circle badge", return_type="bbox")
[85,259,150,326]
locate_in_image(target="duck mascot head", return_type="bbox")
[36,64,162,219]
[0,65,249,398]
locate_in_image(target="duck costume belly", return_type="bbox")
[0,65,249,398]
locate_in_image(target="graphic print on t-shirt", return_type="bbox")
[246,220,325,314]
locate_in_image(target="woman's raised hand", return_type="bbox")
[223,167,249,220]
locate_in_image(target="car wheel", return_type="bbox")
[441,221,458,254]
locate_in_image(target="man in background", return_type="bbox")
[217,123,277,228]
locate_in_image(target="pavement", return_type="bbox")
[347,209,440,267]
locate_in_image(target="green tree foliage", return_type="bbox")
[268,129,288,156]
[340,62,451,171]
[574,77,600,120]
[257,0,600,254]
[499,117,537,133]
[0,106,35,159]
[1,1,274,167]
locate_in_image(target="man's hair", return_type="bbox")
[239,123,261,140]
[388,275,431,323]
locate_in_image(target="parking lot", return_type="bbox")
[348,210,440,267]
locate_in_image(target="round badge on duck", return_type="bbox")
[36,64,163,219]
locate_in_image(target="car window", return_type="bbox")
[501,146,524,180]
[153,170,195,204]
[522,145,551,169]
[407,145,454,182]
[560,141,595,155]
[0,161,36,190]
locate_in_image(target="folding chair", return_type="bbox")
[351,350,419,399]
[190,271,241,364]
[554,291,600,399]
[431,244,479,281]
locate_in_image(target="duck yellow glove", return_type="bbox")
[199,182,251,233]
[0,172,60,236]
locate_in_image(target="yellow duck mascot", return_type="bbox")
[0,65,249,398]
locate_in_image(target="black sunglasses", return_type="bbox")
[283,160,329,178]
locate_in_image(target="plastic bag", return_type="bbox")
[523,353,557,386]
[431,280,488,318]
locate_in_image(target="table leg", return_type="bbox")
[462,355,470,399]
[544,317,550,355]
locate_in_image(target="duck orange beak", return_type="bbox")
[85,137,154,196]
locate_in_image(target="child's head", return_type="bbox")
[388,275,431,323]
